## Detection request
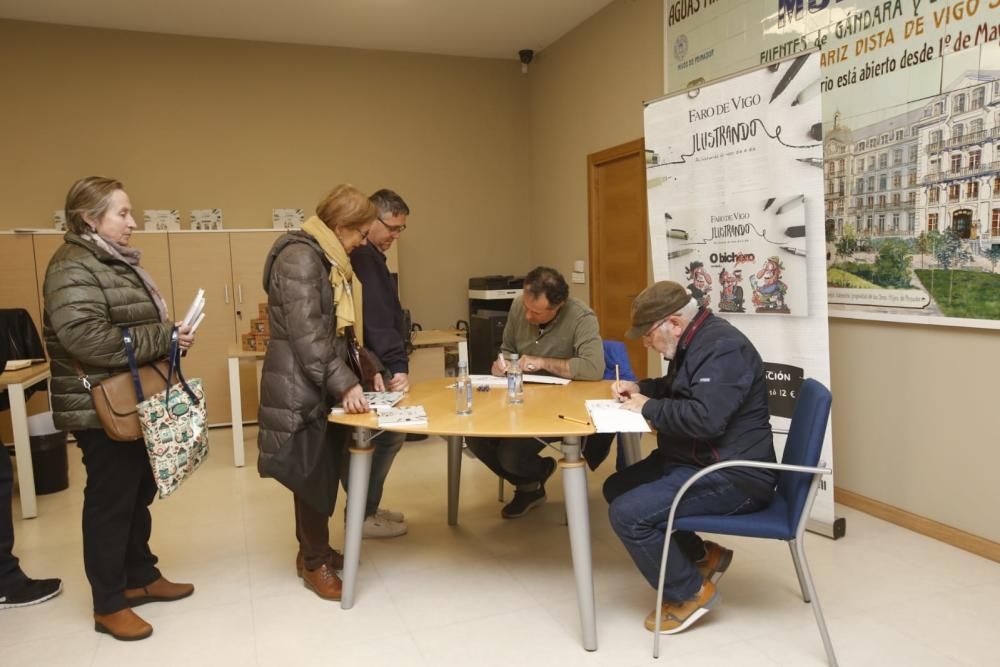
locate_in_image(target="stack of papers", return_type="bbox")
[182,289,206,332]
[462,374,571,387]
[376,405,427,427]
[585,400,651,433]
[4,359,43,372]
[330,391,405,414]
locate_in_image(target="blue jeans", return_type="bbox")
[604,451,769,603]
[340,430,405,517]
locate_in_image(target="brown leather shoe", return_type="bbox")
[296,550,344,578]
[125,577,194,607]
[94,608,153,641]
[302,563,342,601]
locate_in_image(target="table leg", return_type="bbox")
[618,432,642,467]
[228,356,245,467]
[560,435,596,651]
[9,383,37,520]
[446,435,462,526]
[341,427,373,609]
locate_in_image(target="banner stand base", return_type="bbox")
[807,516,846,540]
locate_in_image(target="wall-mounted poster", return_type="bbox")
[144,209,181,231]
[191,209,223,231]
[645,53,836,532]
[272,208,305,230]
[665,0,1000,328]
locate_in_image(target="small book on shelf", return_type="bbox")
[376,406,427,427]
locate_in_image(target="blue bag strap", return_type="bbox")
[122,328,146,403]
[163,328,200,411]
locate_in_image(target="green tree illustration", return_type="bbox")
[873,238,913,288]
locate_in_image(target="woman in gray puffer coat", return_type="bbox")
[43,177,197,641]
[257,184,378,602]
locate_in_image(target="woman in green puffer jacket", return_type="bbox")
[42,177,196,642]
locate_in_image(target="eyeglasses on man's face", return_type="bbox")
[377,216,407,234]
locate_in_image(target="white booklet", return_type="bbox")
[464,374,571,387]
[330,391,406,414]
[585,400,651,433]
[376,405,427,427]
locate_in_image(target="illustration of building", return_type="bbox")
[826,71,1000,253]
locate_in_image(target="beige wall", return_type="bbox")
[529,0,999,542]
[3,9,996,542]
[0,19,531,328]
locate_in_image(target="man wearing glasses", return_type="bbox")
[605,280,776,635]
[466,267,605,519]
[341,189,411,538]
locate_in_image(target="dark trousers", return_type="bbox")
[466,436,554,490]
[294,494,338,571]
[0,441,28,595]
[75,429,161,614]
[604,450,768,603]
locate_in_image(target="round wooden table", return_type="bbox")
[329,377,643,652]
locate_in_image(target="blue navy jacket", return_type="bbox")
[639,309,777,498]
[350,243,408,376]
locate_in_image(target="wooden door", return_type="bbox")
[228,231,282,420]
[588,139,650,378]
[168,233,237,424]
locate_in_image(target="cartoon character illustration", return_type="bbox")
[750,256,790,313]
[684,261,713,308]
[718,268,745,313]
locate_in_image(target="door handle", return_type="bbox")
[237,284,244,305]
[224,284,230,304]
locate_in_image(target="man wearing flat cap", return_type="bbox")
[604,280,776,635]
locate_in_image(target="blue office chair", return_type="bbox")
[652,378,837,666]
[582,341,638,470]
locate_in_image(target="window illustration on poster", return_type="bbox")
[644,53,838,533]
[664,0,1000,328]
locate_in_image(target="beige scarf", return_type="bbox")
[301,216,363,344]
[83,232,170,323]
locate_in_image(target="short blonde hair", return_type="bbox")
[316,184,377,230]
[65,176,124,234]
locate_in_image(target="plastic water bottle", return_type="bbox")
[455,361,473,415]
[506,353,524,405]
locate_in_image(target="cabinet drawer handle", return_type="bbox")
[224,284,230,304]
[237,284,244,304]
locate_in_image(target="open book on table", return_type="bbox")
[330,391,406,415]
[464,374,571,387]
[375,405,427,427]
[585,400,650,433]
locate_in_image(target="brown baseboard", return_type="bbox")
[835,487,1000,563]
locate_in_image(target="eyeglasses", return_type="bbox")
[641,317,669,339]
[377,216,407,234]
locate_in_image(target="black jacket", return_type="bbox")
[350,244,407,376]
[639,309,776,499]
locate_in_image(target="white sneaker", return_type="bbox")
[362,514,408,538]
[375,507,405,523]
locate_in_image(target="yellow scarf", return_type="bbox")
[301,216,363,345]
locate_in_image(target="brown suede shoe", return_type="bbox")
[302,563,342,601]
[124,577,194,607]
[94,608,153,641]
[296,550,345,578]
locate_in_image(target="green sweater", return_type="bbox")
[501,295,604,380]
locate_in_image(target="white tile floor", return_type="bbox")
[4,428,999,666]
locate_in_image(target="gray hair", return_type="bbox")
[369,189,410,217]
[674,298,699,322]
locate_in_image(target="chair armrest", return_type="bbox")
[666,459,831,523]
